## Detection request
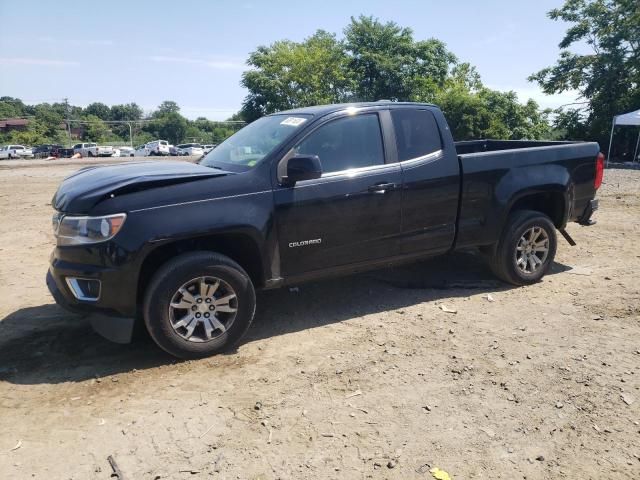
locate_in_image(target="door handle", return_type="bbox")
[367,182,396,194]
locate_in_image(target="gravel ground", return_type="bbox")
[0,162,638,479]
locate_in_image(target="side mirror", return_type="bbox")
[282,154,322,185]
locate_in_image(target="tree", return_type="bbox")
[241,30,354,121]
[110,103,143,122]
[344,16,456,102]
[226,111,246,122]
[529,0,640,150]
[155,101,181,116]
[144,112,187,145]
[33,104,66,142]
[82,115,111,142]
[109,103,143,140]
[84,102,111,120]
[436,86,551,140]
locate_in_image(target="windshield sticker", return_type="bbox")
[280,117,308,127]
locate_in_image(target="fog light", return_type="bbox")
[65,277,101,301]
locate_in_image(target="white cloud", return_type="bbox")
[87,39,115,46]
[148,55,244,70]
[38,36,114,46]
[0,57,79,67]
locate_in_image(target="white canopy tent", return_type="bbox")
[607,108,640,166]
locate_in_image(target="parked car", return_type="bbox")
[118,147,135,157]
[57,148,75,159]
[177,143,204,156]
[32,144,65,159]
[73,143,114,157]
[169,145,180,156]
[133,145,147,156]
[203,144,217,154]
[47,101,603,359]
[0,145,34,159]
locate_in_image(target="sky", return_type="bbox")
[0,0,580,120]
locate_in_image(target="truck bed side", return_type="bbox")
[454,142,600,249]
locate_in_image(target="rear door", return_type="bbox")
[391,108,460,255]
[274,111,402,277]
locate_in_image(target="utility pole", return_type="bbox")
[64,98,71,146]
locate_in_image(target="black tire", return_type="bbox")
[88,151,94,157]
[143,251,256,359]
[487,209,557,285]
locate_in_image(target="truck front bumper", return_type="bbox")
[46,256,137,344]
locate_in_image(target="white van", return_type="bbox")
[145,140,170,156]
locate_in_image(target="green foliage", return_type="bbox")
[144,111,188,145]
[436,87,552,140]
[34,104,65,140]
[241,30,354,121]
[0,98,240,147]
[132,130,154,146]
[344,15,455,102]
[154,101,181,116]
[529,0,640,152]
[84,102,111,120]
[82,115,111,143]
[240,16,553,140]
[110,103,143,122]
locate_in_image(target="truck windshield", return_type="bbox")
[200,114,312,172]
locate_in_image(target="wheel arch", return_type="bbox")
[505,188,568,229]
[137,232,266,305]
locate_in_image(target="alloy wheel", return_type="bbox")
[515,226,550,274]
[168,276,238,342]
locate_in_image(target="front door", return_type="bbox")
[273,112,402,278]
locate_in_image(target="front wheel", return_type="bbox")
[143,252,256,359]
[487,210,557,285]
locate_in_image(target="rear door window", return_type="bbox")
[391,109,442,162]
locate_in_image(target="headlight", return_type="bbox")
[53,213,127,246]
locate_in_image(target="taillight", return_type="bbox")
[594,152,604,190]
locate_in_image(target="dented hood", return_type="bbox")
[53,161,229,213]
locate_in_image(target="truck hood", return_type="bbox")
[53,161,230,213]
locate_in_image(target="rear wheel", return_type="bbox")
[88,151,94,157]
[487,210,557,285]
[143,252,256,359]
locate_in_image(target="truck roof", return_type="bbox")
[273,101,437,116]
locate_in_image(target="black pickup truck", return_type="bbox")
[47,102,603,358]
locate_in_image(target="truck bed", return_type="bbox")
[454,139,576,155]
[453,139,600,249]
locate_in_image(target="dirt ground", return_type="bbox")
[0,159,638,480]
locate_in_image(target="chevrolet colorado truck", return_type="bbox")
[47,102,603,358]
